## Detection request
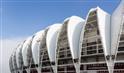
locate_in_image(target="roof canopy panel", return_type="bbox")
[67,16,85,59]
[31,30,44,64]
[22,36,33,66]
[16,42,24,68]
[46,23,62,62]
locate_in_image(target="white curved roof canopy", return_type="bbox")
[16,42,24,68]
[82,7,111,73]
[46,24,62,62]
[22,36,33,66]
[111,0,124,55]
[80,7,111,56]
[97,7,111,56]
[85,7,111,56]
[67,16,85,59]
[31,30,44,64]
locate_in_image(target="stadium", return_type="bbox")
[9,1,124,73]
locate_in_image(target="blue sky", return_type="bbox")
[2,0,121,39]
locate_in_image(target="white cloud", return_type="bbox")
[0,37,27,73]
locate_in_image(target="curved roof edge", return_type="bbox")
[46,23,62,62]
[111,0,124,55]
[22,36,33,66]
[31,30,44,64]
[97,7,111,56]
[16,42,24,68]
[67,16,85,59]
[84,7,111,56]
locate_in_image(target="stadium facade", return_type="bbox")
[9,1,124,73]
